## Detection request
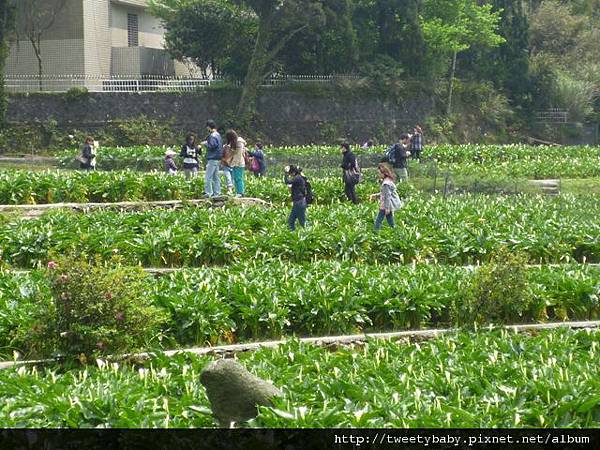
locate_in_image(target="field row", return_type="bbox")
[56,143,600,161]
[0,170,391,205]
[0,197,598,267]
[53,144,600,179]
[1,328,599,427]
[1,262,599,356]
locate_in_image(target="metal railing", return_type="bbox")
[536,109,569,123]
[4,74,362,93]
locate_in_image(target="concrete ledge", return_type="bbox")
[2,320,599,370]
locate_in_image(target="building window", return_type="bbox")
[127,14,139,47]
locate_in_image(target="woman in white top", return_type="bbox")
[225,130,247,197]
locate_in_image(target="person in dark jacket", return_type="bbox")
[411,125,424,162]
[392,133,411,182]
[340,142,359,204]
[180,133,201,179]
[79,136,96,170]
[284,165,307,231]
[202,120,223,197]
[248,142,266,177]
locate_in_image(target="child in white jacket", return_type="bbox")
[372,163,403,230]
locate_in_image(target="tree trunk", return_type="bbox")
[31,36,43,91]
[237,13,273,121]
[446,50,457,116]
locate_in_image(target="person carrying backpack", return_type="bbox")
[284,165,309,231]
[341,142,360,204]
[180,133,201,179]
[248,142,266,177]
[384,133,411,182]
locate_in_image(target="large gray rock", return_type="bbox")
[200,359,282,426]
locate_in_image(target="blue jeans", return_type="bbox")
[222,166,233,189]
[205,160,221,197]
[288,200,307,231]
[233,166,245,195]
[375,209,395,230]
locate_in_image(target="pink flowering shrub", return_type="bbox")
[28,257,166,359]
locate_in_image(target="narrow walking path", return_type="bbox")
[0,196,270,218]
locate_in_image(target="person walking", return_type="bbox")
[284,165,307,231]
[411,125,424,162]
[248,142,266,177]
[202,120,223,197]
[372,163,403,231]
[225,130,247,197]
[341,142,359,204]
[79,137,96,171]
[180,134,201,179]
[385,133,411,182]
[164,149,178,175]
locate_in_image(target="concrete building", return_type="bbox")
[5,0,192,80]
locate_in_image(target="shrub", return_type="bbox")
[64,87,89,102]
[459,247,533,326]
[26,257,166,360]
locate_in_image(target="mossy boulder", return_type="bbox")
[200,359,282,426]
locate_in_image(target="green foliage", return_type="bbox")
[421,0,505,55]
[0,0,15,125]
[153,0,255,79]
[0,116,179,153]
[460,0,531,109]
[64,87,89,102]
[461,248,533,326]
[1,193,600,267]
[24,257,165,359]
[2,262,600,354]
[1,329,600,427]
[552,72,597,122]
[275,0,358,75]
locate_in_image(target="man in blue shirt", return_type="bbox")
[202,120,223,197]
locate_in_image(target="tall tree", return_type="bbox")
[0,0,15,125]
[375,0,425,76]
[235,0,327,119]
[276,0,358,74]
[150,0,256,79]
[152,0,328,119]
[351,0,427,76]
[421,0,505,114]
[461,0,531,108]
[12,0,66,91]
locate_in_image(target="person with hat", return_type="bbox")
[164,148,178,175]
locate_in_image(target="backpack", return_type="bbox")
[385,144,397,164]
[251,157,260,173]
[302,176,314,205]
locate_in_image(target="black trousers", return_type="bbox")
[344,181,358,204]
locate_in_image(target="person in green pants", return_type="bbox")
[225,130,247,197]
